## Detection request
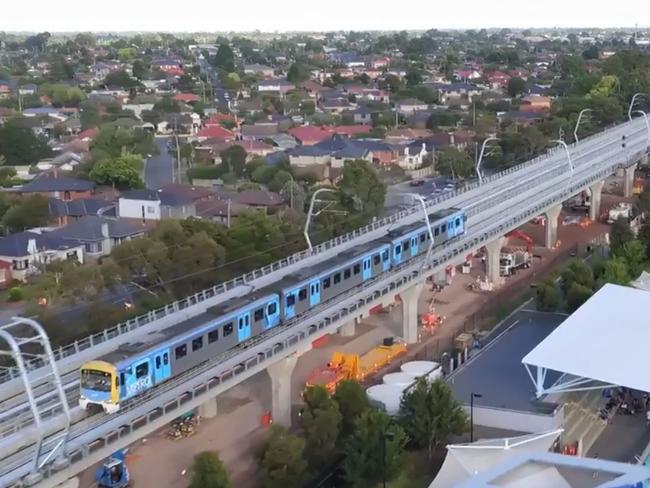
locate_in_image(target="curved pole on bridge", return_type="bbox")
[304,188,339,252]
[552,139,574,176]
[633,110,650,145]
[476,137,500,185]
[397,193,435,269]
[628,93,645,121]
[573,108,593,143]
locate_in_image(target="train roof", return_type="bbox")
[95,286,279,366]
[388,207,462,238]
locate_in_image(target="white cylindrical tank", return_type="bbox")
[383,372,416,387]
[366,384,406,415]
[401,361,439,376]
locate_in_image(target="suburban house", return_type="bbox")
[488,71,511,90]
[47,216,148,257]
[520,95,552,113]
[396,99,429,115]
[90,61,124,80]
[16,175,95,201]
[290,125,334,145]
[0,231,84,282]
[49,198,115,226]
[397,143,429,170]
[433,82,483,104]
[289,134,371,168]
[151,57,184,75]
[240,123,280,140]
[0,80,14,98]
[244,64,275,77]
[498,111,546,125]
[319,97,353,113]
[118,188,195,221]
[196,124,236,141]
[0,260,11,290]
[348,107,374,125]
[18,84,38,96]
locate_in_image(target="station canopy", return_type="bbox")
[523,284,650,396]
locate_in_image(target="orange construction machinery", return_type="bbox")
[505,229,534,252]
[305,339,407,393]
[421,297,444,330]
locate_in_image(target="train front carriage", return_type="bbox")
[79,360,120,414]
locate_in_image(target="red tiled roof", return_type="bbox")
[330,125,372,136]
[174,93,200,103]
[205,113,236,125]
[77,127,99,141]
[290,125,333,145]
[197,124,235,140]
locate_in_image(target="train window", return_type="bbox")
[224,322,233,336]
[373,255,380,265]
[155,356,161,369]
[120,372,125,387]
[434,227,440,237]
[286,295,295,307]
[323,277,331,289]
[298,288,307,301]
[382,250,389,261]
[420,234,426,243]
[192,337,203,351]
[353,263,361,275]
[175,344,187,359]
[456,218,461,227]
[441,223,447,232]
[115,376,119,388]
[254,308,264,321]
[268,302,277,315]
[344,268,351,279]
[404,240,410,250]
[334,273,341,284]
[208,329,219,343]
[135,362,149,378]
[163,353,169,365]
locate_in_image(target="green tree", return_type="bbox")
[220,145,247,177]
[610,217,634,256]
[213,43,235,72]
[507,77,526,97]
[560,259,594,295]
[104,69,139,89]
[339,159,387,218]
[342,409,407,488]
[436,147,474,180]
[400,379,467,458]
[189,451,231,488]
[300,386,342,468]
[89,154,144,189]
[566,282,593,312]
[132,59,147,79]
[333,380,370,439]
[426,111,461,130]
[405,68,423,86]
[259,425,308,488]
[1,194,50,233]
[616,239,646,277]
[639,187,650,215]
[287,62,310,84]
[582,45,600,60]
[91,125,156,159]
[117,47,136,62]
[536,281,560,312]
[0,124,52,164]
[599,257,631,286]
[153,96,181,113]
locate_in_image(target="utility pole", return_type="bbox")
[226,199,231,228]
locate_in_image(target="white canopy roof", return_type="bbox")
[523,284,650,393]
[631,271,650,291]
[429,430,562,488]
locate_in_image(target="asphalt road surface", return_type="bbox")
[145,136,176,190]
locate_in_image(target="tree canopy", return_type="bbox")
[89,154,144,189]
[300,385,342,468]
[259,425,308,488]
[0,124,52,165]
[189,451,231,488]
[339,159,387,218]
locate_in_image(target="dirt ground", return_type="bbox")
[78,187,625,488]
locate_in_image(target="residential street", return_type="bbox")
[145,136,176,190]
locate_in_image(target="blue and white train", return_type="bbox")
[79,208,466,413]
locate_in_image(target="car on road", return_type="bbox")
[410,179,425,187]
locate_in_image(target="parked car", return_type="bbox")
[410,179,425,187]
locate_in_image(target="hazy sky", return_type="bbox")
[1,0,647,32]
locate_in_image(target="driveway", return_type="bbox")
[145,136,176,190]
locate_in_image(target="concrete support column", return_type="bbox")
[544,205,562,248]
[198,397,218,419]
[624,165,637,198]
[400,282,424,344]
[338,319,356,337]
[267,353,298,427]
[589,181,604,221]
[641,154,649,166]
[484,237,506,286]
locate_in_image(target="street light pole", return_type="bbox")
[573,108,593,143]
[628,93,645,121]
[470,392,483,442]
[476,137,499,185]
[552,139,574,176]
[304,188,338,252]
[633,110,650,145]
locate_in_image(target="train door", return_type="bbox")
[284,290,299,319]
[153,350,171,384]
[410,236,419,257]
[362,256,372,280]
[309,280,321,307]
[265,299,280,329]
[125,358,152,398]
[393,242,403,264]
[237,312,252,342]
[382,248,391,272]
